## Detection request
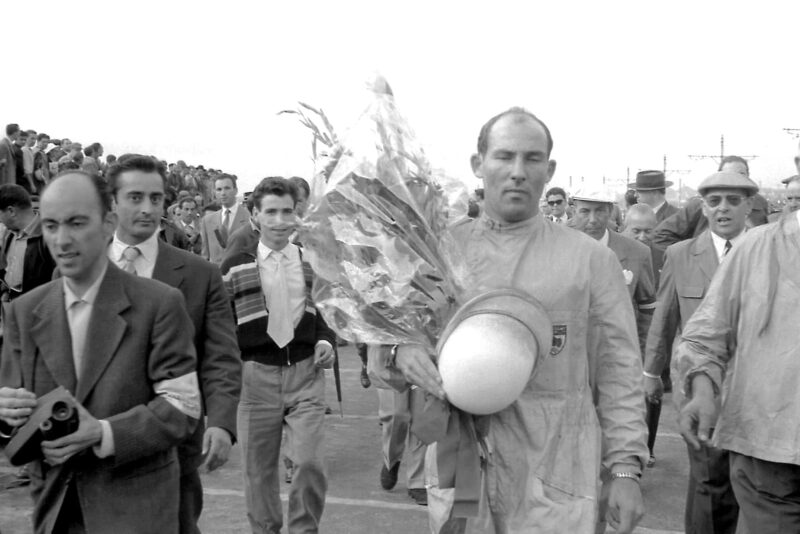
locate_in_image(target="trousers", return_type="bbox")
[730,451,800,534]
[378,387,426,489]
[238,359,328,534]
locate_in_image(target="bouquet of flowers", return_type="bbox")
[285,76,470,350]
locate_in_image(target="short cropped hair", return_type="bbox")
[50,170,113,215]
[476,107,553,157]
[251,176,298,212]
[718,155,750,176]
[105,154,168,196]
[545,186,567,199]
[37,133,50,142]
[288,176,310,199]
[5,124,19,137]
[215,174,237,189]
[0,184,32,210]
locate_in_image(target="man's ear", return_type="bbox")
[546,160,557,183]
[470,153,483,179]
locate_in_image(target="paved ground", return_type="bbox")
[1,346,689,533]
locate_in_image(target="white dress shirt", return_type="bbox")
[599,229,610,247]
[63,262,115,458]
[109,231,160,279]
[710,230,747,263]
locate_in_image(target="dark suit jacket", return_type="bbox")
[0,138,16,185]
[0,216,56,300]
[655,201,679,225]
[0,264,199,534]
[199,204,249,264]
[152,241,241,471]
[643,230,718,377]
[607,231,656,354]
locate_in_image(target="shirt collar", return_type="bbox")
[652,200,666,214]
[63,261,108,307]
[599,229,610,247]
[257,240,298,263]
[796,210,800,226]
[14,213,39,239]
[710,228,747,259]
[111,230,160,264]
[478,212,544,233]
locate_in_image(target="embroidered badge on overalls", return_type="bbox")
[550,325,567,356]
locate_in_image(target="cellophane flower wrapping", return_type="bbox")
[297,78,470,351]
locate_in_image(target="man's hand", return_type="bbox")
[41,402,102,465]
[679,394,719,452]
[201,426,232,472]
[314,343,334,369]
[643,376,664,404]
[0,387,37,427]
[606,477,645,534]
[395,345,445,399]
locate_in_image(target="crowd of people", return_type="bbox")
[0,111,798,534]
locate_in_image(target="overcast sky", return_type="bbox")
[2,1,799,194]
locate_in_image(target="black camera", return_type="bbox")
[39,400,79,441]
[5,387,80,466]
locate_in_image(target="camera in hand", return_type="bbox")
[4,386,80,466]
[39,400,79,441]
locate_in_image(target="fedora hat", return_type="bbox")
[629,170,673,190]
[436,288,552,415]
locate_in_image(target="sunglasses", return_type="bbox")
[704,194,744,208]
[547,199,564,206]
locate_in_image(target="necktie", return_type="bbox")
[724,240,732,256]
[220,209,231,244]
[266,251,293,348]
[121,246,140,275]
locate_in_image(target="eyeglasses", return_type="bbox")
[704,194,744,208]
[547,199,564,206]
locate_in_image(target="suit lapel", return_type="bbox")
[30,283,77,394]
[692,231,718,284]
[779,214,800,290]
[152,241,185,291]
[75,265,131,403]
[607,232,629,267]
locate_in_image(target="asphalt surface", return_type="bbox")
[1,345,689,533]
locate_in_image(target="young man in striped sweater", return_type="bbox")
[221,176,335,534]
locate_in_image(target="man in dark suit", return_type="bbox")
[572,186,656,353]
[654,156,769,249]
[643,171,759,534]
[221,177,335,534]
[629,170,678,224]
[200,174,249,264]
[104,154,242,534]
[0,184,56,300]
[0,171,200,533]
[0,124,20,186]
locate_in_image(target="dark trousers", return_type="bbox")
[685,443,738,534]
[53,483,86,534]
[179,468,203,534]
[730,452,800,534]
[646,399,661,455]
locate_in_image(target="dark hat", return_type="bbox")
[629,170,673,190]
[697,171,759,196]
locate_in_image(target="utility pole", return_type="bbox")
[689,134,758,166]
[783,128,800,139]
[662,154,690,203]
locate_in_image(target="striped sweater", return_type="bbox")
[220,243,335,366]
